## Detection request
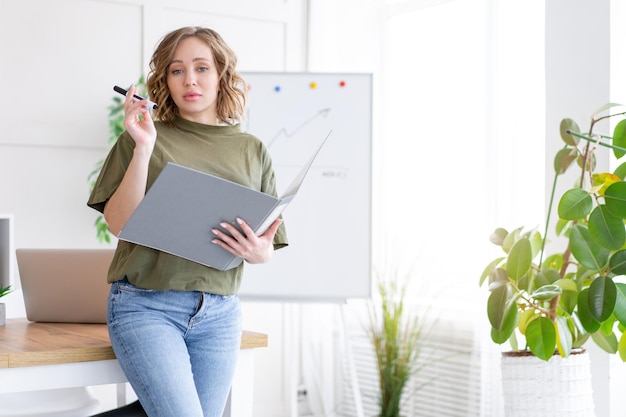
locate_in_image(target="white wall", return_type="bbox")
[544,1,626,417]
[0,0,305,257]
[0,0,306,415]
[3,0,625,416]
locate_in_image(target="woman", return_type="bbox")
[88,26,287,417]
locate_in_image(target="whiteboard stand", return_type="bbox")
[340,303,365,417]
[288,303,364,417]
[289,303,302,417]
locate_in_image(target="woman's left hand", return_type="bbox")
[211,218,283,264]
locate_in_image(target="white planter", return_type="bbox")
[501,349,595,417]
[0,303,5,326]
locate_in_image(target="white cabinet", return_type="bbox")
[0,215,13,288]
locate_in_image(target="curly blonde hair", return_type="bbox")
[146,27,247,125]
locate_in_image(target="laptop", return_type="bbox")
[16,248,115,323]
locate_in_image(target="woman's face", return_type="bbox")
[167,36,220,124]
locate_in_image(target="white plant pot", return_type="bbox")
[0,303,5,326]
[501,349,595,417]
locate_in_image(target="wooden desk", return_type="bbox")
[0,318,268,417]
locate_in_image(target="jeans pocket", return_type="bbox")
[114,277,155,295]
[108,278,159,325]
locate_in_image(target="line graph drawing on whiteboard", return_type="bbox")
[247,107,340,197]
[260,108,331,149]
[245,106,339,196]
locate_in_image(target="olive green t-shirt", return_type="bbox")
[87,117,288,295]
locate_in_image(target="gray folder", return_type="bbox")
[118,131,331,271]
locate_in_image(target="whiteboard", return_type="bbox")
[238,72,372,302]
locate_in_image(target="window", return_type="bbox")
[378,0,545,304]
[306,2,545,415]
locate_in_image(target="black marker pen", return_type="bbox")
[113,85,158,110]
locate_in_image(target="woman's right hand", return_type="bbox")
[123,85,157,151]
[103,85,157,236]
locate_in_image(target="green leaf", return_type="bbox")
[614,161,626,180]
[605,182,626,218]
[536,268,561,288]
[592,102,623,117]
[577,152,596,171]
[506,238,532,281]
[487,285,509,329]
[614,283,626,327]
[558,188,592,220]
[577,289,601,333]
[528,230,544,258]
[491,327,511,345]
[555,316,573,357]
[518,308,538,335]
[479,257,504,286]
[570,310,592,348]
[0,285,12,298]
[554,278,578,292]
[542,254,563,271]
[555,278,579,315]
[489,228,508,246]
[600,315,616,335]
[574,333,592,348]
[508,328,519,351]
[613,119,626,159]
[487,286,518,343]
[554,147,577,175]
[576,266,597,282]
[487,267,509,290]
[619,332,626,361]
[570,225,609,270]
[517,273,534,294]
[526,316,557,361]
[531,284,562,301]
[592,330,618,354]
[610,250,626,275]
[588,276,617,322]
[588,205,626,250]
[560,291,578,316]
[556,218,570,236]
[502,227,523,254]
[560,118,580,146]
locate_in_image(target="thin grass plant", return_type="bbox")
[368,272,425,417]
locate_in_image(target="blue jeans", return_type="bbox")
[107,277,242,417]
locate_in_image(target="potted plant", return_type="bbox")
[367,268,428,417]
[88,76,147,243]
[0,285,12,326]
[480,104,626,415]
